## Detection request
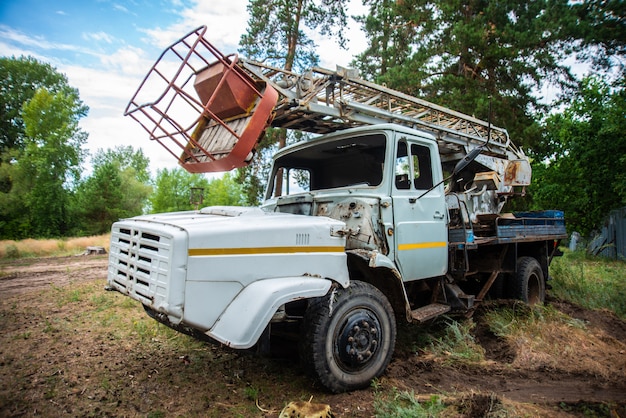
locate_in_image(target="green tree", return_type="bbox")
[531,77,626,235]
[354,0,577,150]
[237,0,349,204]
[74,146,152,235]
[150,168,210,213]
[352,0,424,79]
[92,145,151,183]
[5,88,88,238]
[239,0,348,72]
[150,169,245,213]
[569,0,626,80]
[0,56,75,154]
[74,162,125,236]
[0,57,88,239]
[205,173,246,206]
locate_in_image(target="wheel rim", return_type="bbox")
[527,272,541,304]
[334,309,382,372]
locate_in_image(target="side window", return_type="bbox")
[271,167,310,198]
[395,141,410,189]
[411,143,433,190]
[395,141,434,190]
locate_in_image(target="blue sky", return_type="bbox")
[0,0,366,173]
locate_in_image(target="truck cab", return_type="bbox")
[263,124,448,282]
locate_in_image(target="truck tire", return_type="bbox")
[510,257,545,305]
[300,280,396,393]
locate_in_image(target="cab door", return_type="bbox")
[392,137,448,281]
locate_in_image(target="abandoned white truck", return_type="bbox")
[106,27,567,392]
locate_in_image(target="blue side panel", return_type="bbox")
[497,210,566,240]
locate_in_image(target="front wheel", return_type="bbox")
[300,281,396,393]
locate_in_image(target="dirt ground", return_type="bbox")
[0,256,106,297]
[1,256,625,417]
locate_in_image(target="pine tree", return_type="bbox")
[236,0,349,204]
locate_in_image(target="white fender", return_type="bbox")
[206,277,333,349]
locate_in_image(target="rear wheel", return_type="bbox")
[510,257,545,305]
[300,281,396,393]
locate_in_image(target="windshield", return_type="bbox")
[268,133,387,198]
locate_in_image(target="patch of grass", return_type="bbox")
[131,317,163,342]
[244,386,259,401]
[482,304,621,378]
[427,319,485,365]
[14,331,31,340]
[100,377,111,391]
[374,388,517,418]
[0,281,237,416]
[52,284,87,307]
[4,244,19,259]
[558,401,621,417]
[395,321,436,356]
[458,393,509,418]
[550,251,626,319]
[485,303,586,339]
[43,319,57,334]
[120,297,139,309]
[90,293,114,311]
[0,234,110,259]
[374,389,448,417]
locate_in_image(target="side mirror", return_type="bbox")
[453,146,483,175]
[417,146,484,199]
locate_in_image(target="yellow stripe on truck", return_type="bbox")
[398,242,447,251]
[188,246,345,256]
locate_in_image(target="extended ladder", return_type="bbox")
[125,25,526,174]
[237,59,525,164]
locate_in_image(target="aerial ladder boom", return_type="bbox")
[125,26,530,193]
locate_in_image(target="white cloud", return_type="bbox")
[138,0,249,51]
[59,57,184,173]
[112,3,130,14]
[79,113,179,170]
[98,45,153,78]
[83,31,116,44]
[0,25,81,54]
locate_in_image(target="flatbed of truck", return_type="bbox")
[449,210,567,248]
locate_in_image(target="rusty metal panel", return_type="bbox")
[504,159,532,186]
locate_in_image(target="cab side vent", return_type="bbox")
[296,233,310,245]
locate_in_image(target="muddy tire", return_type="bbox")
[300,281,396,393]
[510,257,545,305]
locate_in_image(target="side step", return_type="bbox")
[411,303,451,323]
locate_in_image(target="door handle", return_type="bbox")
[433,211,445,219]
